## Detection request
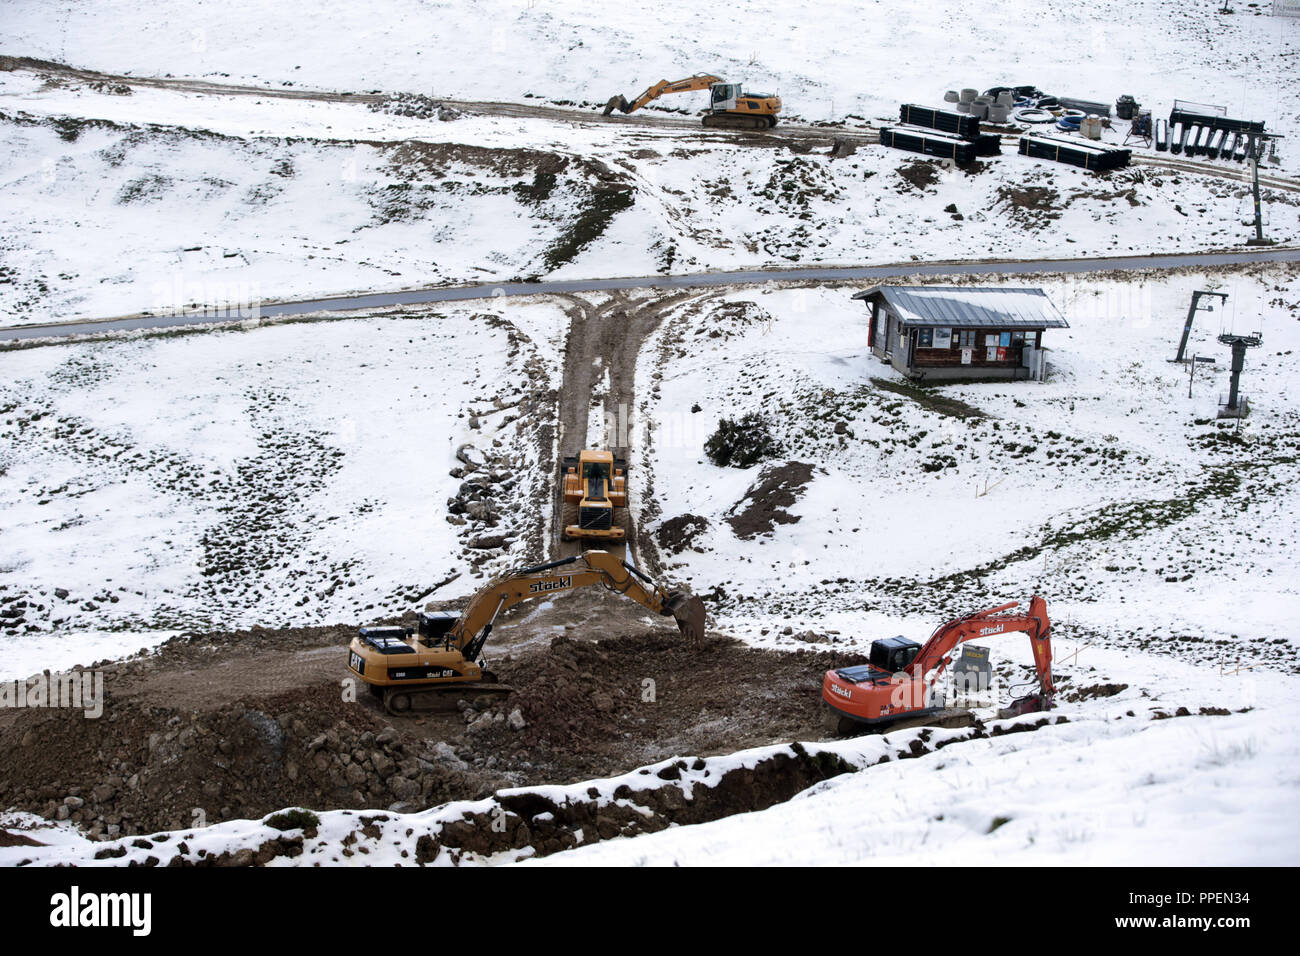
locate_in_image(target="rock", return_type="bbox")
[64,796,85,809]
[92,784,116,803]
[376,727,400,747]
[507,708,527,731]
[344,763,369,787]
[469,534,507,550]
[54,588,69,600]
[466,713,495,735]
[371,752,396,778]
[592,693,614,714]
[389,776,420,801]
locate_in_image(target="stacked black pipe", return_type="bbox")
[1018,133,1131,171]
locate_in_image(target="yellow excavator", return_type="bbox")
[561,449,628,542]
[346,550,706,714]
[603,73,781,130]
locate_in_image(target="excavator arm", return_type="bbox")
[603,74,722,116]
[451,551,705,660]
[905,595,1055,707]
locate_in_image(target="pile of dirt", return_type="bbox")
[727,461,815,539]
[0,626,865,839]
[896,159,941,192]
[995,183,1062,229]
[655,513,710,554]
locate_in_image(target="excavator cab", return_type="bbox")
[869,636,921,673]
[710,82,743,111]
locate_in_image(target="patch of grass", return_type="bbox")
[264,808,320,831]
[539,186,634,273]
[870,377,986,420]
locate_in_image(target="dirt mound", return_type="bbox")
[727,461,815,539]
[1,625,865,839]
[655,513,710,554]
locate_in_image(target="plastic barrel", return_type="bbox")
[960,88,977,104]
[987,104,1010,124]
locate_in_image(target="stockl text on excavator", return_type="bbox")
[346,550,706,714]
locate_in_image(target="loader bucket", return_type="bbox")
[665,592,706,644]
[603,95,630,116]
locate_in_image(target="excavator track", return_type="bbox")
[702,113,776,131]
[380,677,513,715]
[824,706,976,737]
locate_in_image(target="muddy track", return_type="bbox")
[13,56,1300,193]
[550,290,700,570]
[5,56,873,148]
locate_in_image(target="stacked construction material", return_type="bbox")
[1018,133,1131,171]
[883,103,997,165]
[898,104,981,140]
[880,126,979,165]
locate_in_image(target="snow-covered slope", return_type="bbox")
[0,302,566,645]
[3,0,1297,168]
[639,266,1300,673]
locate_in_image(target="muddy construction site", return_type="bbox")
[0,616,870,840]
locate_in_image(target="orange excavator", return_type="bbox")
[822,597,1055,735]
[603,73,781,130]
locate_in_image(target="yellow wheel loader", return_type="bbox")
[603,73,781,130]
[561,449,628,543]
[346,550,706,714]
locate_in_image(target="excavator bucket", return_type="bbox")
[603,95,630,116]
[665,592,706,645]
[997,692,1054,719]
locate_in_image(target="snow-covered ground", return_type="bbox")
[2,1,1298,868]
[3,0,1297,170]
[639,268,1300,676]
[0,301,567,639]
[2,30,1298,324]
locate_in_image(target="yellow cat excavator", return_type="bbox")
[346,550,706,714]
[603,73,781,130]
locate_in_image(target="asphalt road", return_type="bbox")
[3,247,1297,344]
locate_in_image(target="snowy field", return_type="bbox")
[2,8,1299,323]
[0,301,566,647]
[3,0,1297,165]
[1,1,1298,869]
[640,267,1300,674]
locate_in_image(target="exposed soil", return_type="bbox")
[0,622,865,839]
[727,461,816,539]
[655,513,711,554]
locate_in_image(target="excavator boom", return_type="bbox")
[603,74,722,115]
[603,73,780,129]
[346,551,705,713]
